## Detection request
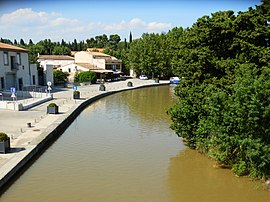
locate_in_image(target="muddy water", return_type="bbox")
[1,85,269,202]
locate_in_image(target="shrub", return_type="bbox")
[232,161,248,176]
[99,84,106,91]
[48,103,58,107]
[74,71,97,84]
[0,132,8,141]
[53,70,69,84]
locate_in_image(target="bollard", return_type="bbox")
[27,122,31,128]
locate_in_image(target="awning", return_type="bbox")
[92,69,113,73]
[113,71,123,74]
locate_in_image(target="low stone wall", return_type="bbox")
[22,96,53,110]
[0,101,23,110]
[0,93,52,111]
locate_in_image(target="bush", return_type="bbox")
[74,71,97,84]
[53,70,69,84]
[0,132,8,141]
[232,161,248,176]
[99,84,106,91]
[48,103,58,107]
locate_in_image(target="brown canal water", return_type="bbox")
[1,85,270,202]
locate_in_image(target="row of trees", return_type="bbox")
[0,33,128,65]
[168,1,270,179]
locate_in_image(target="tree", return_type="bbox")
[127,32,174,78]
[28,39,34,46]
[52,46,71,55]
[37,39,53,54]
[20,38,26,46]
[129,32,133,43]
[168,2,270,179]
[109,34,121,44]
[61,39,66,46]
[73,39,78,51]
[0,38,13,44]
[74,71,97,83]
[86,37,96,48]
[53,70,69,84]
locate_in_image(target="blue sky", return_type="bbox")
[0,0,261,43]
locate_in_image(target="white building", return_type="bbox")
[58,49,122,82]
[0,42,38,91]
[75,49,122,72]
[37,54,74,70]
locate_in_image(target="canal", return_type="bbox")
[1,85,270,201]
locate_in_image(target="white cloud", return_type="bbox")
[0,8,172,42]
[103,18,171,32]
[0,8,58,25]
[50,17,79,27]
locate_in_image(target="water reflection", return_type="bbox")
[168,149,270,202]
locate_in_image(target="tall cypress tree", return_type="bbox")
[129,32,133,43]
[20,38,25,46]
[29,39,34,46]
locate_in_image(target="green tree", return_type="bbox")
[129,32,133,43]
[37,39,54,54]
[28,39,34,46]
[168,2,270,179]
[74,71,97,83]
[86,37,96,48]
[109,34,121,48]
[52,46,71,55]
[53,70,69,84]
[20,38,26,46]
[128,33,173,78]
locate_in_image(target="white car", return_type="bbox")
[139,75,148,80]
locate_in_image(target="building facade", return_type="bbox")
[74,50,122,72]
[59,49,122,82]
[37,55,74,70]
[0,42,38,91]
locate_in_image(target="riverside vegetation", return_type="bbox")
[168,1,270,180]
[1,0,269,180]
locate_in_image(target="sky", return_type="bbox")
[0,0,262,43]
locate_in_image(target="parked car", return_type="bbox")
[170,77,180,84]
[139,75,148,80]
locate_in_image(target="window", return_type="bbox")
[3,52,8,65]
[32,75,36,85]
[0,77,4,89]
[16,53,21,65]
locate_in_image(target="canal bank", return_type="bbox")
[0,79,169,190]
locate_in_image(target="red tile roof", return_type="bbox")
[0,42,30,52]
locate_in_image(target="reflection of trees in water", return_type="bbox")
[168,149,270,202]
[124,85,177,125]
[83,85,177,137]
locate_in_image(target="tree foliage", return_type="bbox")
[127,32,175,78]
[53,70,69,84]
[74,71,97,83]
[168,2,270,179]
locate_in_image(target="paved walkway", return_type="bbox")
[0,79,168,188]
